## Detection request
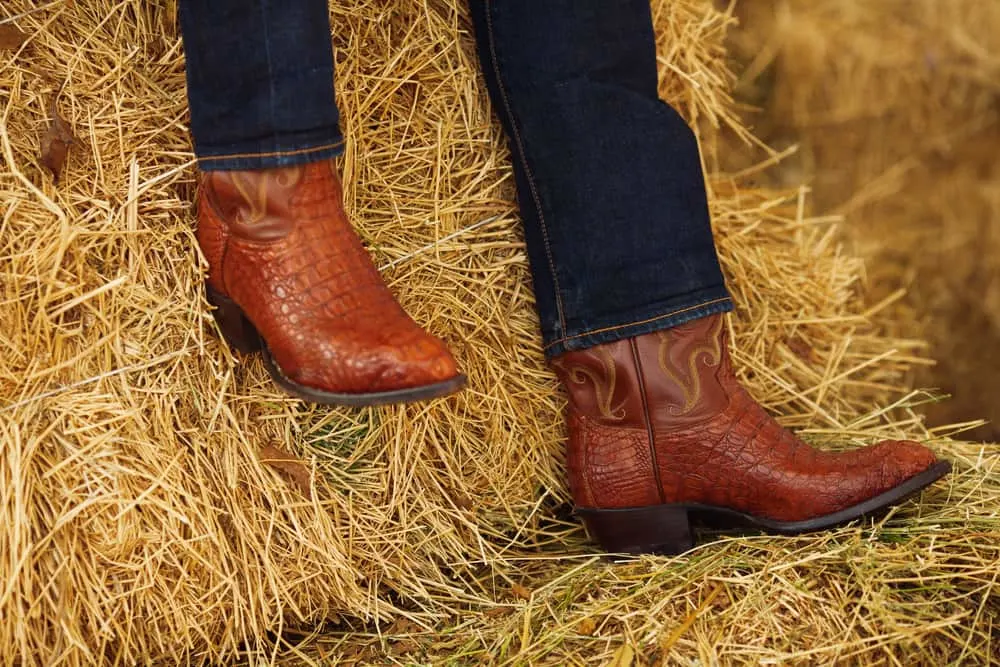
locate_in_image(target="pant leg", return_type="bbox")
[467,0,733,357]
[178,0,343,171]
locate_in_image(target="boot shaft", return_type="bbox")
[551,314,733,508]
[195,160,350,294]
[551,314,732,431]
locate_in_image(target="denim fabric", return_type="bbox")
[178,0,343,170]
[178,0,732,354]
[467,0,732,356]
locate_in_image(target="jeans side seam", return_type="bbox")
[260,0,278,158]
[543,296,732,351]
[484,0,567,337]
[197,140,346,163]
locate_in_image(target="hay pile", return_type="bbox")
[728,0,1000,439]
[0,0,996,664]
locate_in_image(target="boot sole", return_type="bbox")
[206,284,466,407]
[576,459,952,555]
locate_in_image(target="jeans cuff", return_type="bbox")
[195,135,346,171]
[542,292,735,358]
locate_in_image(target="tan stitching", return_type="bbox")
[543,297,732,350]
[656,314,723,415]
[484,0,567,335]
[198,139,345,163]
[551,350,626,421]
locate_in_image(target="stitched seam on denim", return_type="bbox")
[543,296,732,350]
[198,140,345,163]
[630,338,666,504]
[260,0,279,160]
[484,0,567,336]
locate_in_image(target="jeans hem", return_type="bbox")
[542,294,734,358]
[196,137,346,171]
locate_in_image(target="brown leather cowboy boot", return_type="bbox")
[552,314,951,554]
[197,159,465,406]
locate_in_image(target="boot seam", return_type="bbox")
[218,237,232,296]
[570,413,598,508]
[629,338,666,504]
[198,177,233,296]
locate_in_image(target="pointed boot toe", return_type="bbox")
[872,439,941,482]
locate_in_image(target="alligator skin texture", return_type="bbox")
[196,160,460,394]
[551,314,940,521]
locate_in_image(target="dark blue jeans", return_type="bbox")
[177,1,344,169]
[178,0,732,357]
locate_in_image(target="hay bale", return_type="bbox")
[0,0,995,664]
[728,0,1000,438]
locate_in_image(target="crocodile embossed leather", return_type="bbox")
[196,160,465,406]
[552,314,950,554]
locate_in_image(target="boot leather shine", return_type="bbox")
[552,314,947,552]
[197,160,463,403]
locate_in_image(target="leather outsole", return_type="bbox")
[261,345,467,406]
[576,459,953,555]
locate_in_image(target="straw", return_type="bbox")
[0,0,995,664]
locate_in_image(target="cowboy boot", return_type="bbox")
[551,314,951,554]
[197,159,465,406]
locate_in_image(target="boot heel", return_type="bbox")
[577,505,694,555]
[205,284,262,354]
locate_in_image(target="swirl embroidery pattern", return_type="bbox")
[552,348,626,421]
[230,167,302,225]
[656,316,723,416]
